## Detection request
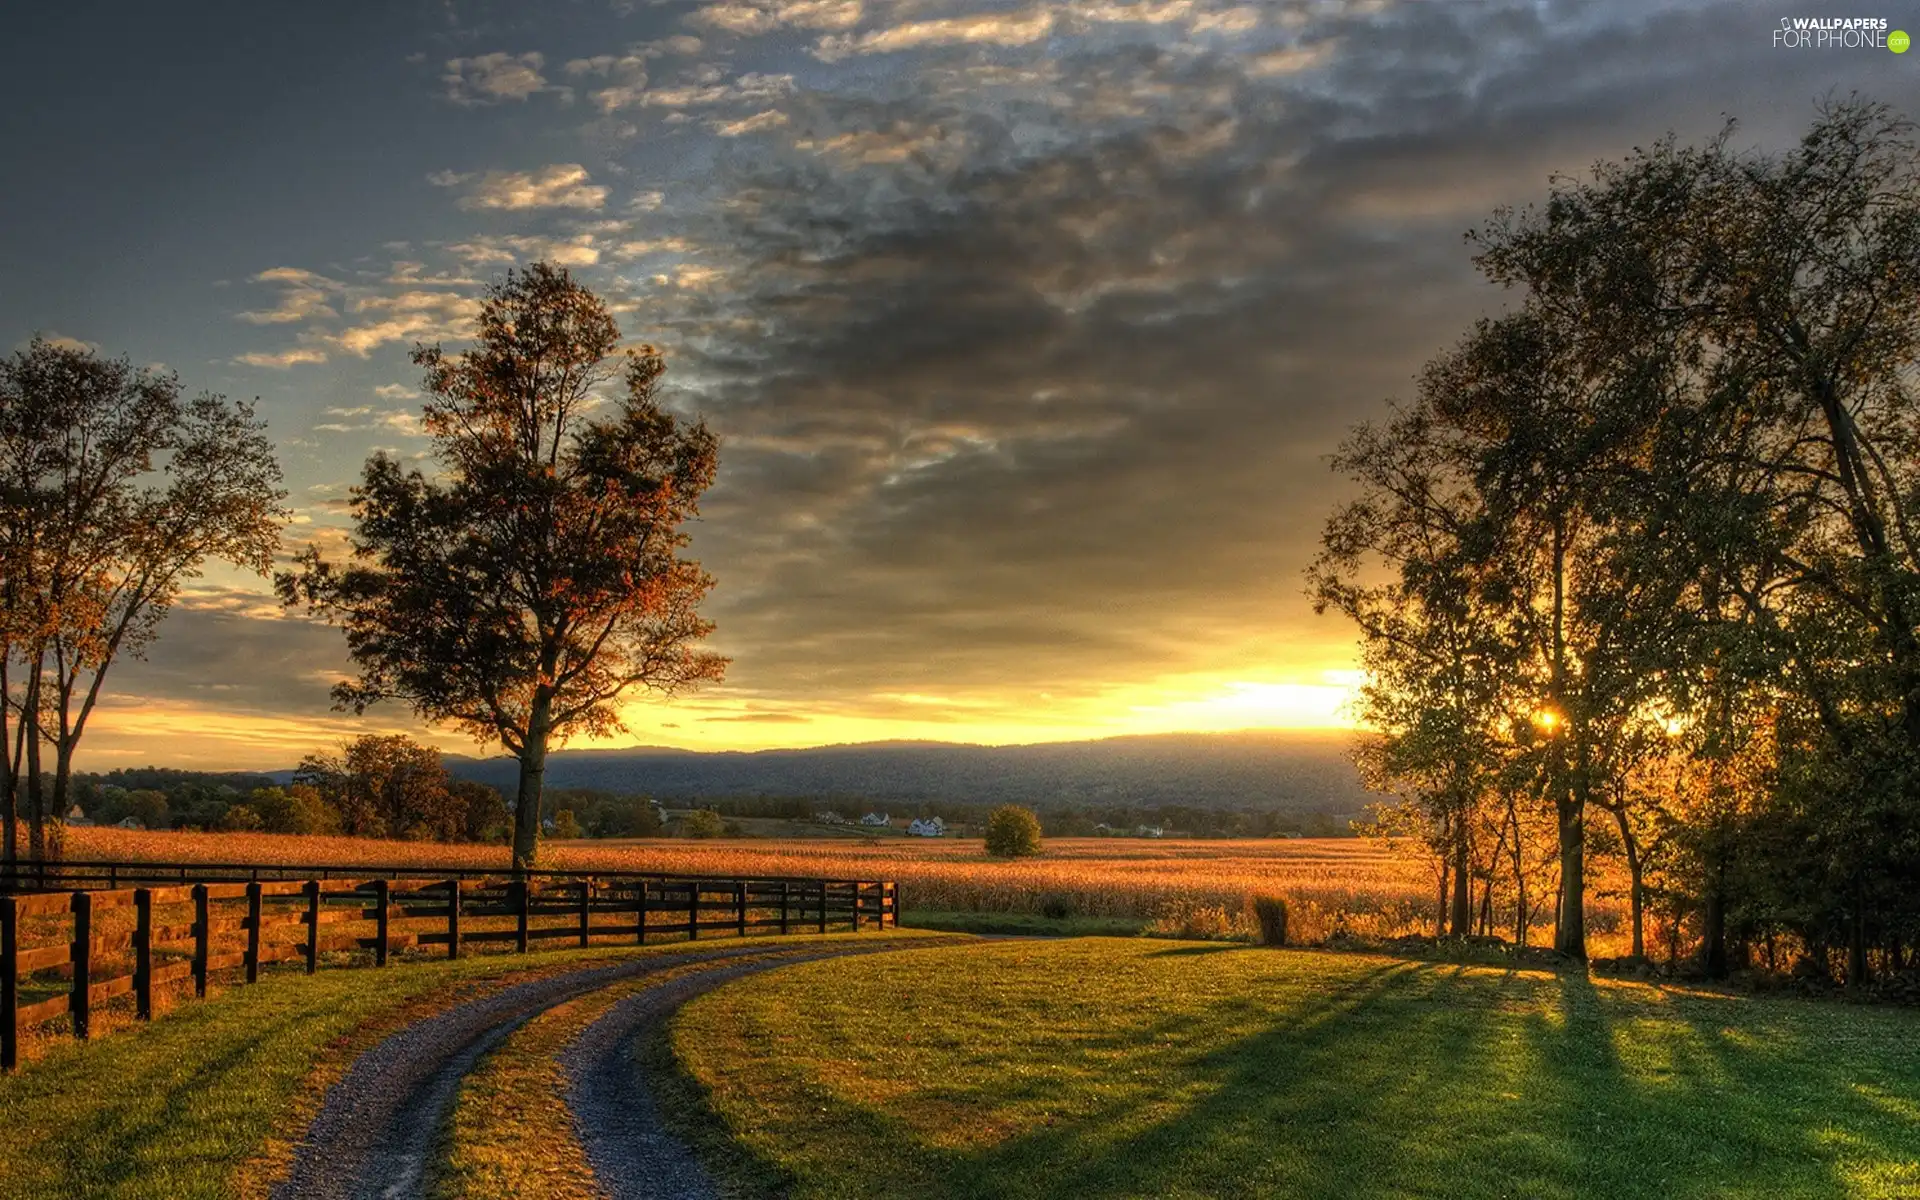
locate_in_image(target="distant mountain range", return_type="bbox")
[433,730,1372,816]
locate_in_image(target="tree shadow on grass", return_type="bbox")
[710,960,1920,1200]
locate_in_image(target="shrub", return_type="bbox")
[218,804,264,833]
[682,808,724,839]
[984,805,1043,858]
[1249,893,1290,947]
[552,809,585,840]
[1039,892,1075,920]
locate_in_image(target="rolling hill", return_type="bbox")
[438,730,1371,817]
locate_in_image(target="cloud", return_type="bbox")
[714,109,790,136]
[443,51,569,105]
[690,0,864,34]
[813,8,1055,59]
[236,347,329,368]
[34,333,100,353]
[444,233,604,266]
[436,163,609,210]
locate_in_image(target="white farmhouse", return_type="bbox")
[907,816,946,837]
[860,811,890,827]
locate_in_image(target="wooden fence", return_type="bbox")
[0,872,897,1071]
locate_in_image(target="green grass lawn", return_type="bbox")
[668,939,1920,1200]
[0,931,921,1200]
[900,908,1147,938]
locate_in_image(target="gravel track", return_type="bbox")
[270,941,910,1200]
[563,940,940,1200]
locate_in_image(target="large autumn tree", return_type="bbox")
[0,339,286,862]
[279,263,726,870]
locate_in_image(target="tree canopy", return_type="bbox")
[280,263,727,870]
[1315,99,1920,981]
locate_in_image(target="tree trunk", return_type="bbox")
[1,655,13,866]
[1553,787,1585,958]
[24,667,45,864]
[1449,814,1471,938]
[510,692,553,875]
[1847,903,1870,990]
[1435,852,1449,939]
[1611,806,1644,959]
[1701,875,1727,979]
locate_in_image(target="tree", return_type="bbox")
[294,734,461,840]
[452,779,508,842]
[985,805,1044,857]
[0,339,286,862]
[681,808,724,839]
[280,263,726,872]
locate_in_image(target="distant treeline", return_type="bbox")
[58,748,1355,845]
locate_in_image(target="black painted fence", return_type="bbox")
[0,868,898,1071]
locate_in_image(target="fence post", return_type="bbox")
[635,881,648,946]
[736,881,748,938]
[70,890,92,1040]
[2,895,18,1071]
[134,888,153,1020]
[372,879,391,966]
[244,881,263,984]
[304,880,321,974]
[687,882,700,941]
[578,879,591,948]
[192,884,209,998]
[515,880,530,953]
[890,882,900,928]
[447,879,461,960]
[817,882,827,934]
[780,882,790,936]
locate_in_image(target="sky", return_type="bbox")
[0,0,1912,769]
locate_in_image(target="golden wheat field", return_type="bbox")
[35,825,1641,947]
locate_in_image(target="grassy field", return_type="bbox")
[0,932,900,1199]
[57,825,1528,947]
[670,939,1920,1200]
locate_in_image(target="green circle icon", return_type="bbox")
[1893,30,1911,53]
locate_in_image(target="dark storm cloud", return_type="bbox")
[621,0,1893,714]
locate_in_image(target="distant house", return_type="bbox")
[1093,823,1120,836]
[65,804,92,827]
[860,811,889,827]
[116,816,141,830]
[907,816,945,837]
[815,811,849,825]
[1135,825,1165,838]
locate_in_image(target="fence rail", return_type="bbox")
[0,870,898,1071]
[0,857,891,890]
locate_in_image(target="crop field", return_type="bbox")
[49,826,1633,950]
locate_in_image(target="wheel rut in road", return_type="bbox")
[271,938,940,1200]
[564,939,937,1200]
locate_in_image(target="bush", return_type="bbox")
[1250,893,1290,947]
[682,808,724,839]
[218,804,264,833]
[1039,892,1076,920]
[985,805,1043,858]
[552,809,584,840]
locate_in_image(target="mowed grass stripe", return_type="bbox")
[0,933,920,1200]
[669,939,1920,1200]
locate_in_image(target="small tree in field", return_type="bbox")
[279,263,727,871]
[985,805,1043,858]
